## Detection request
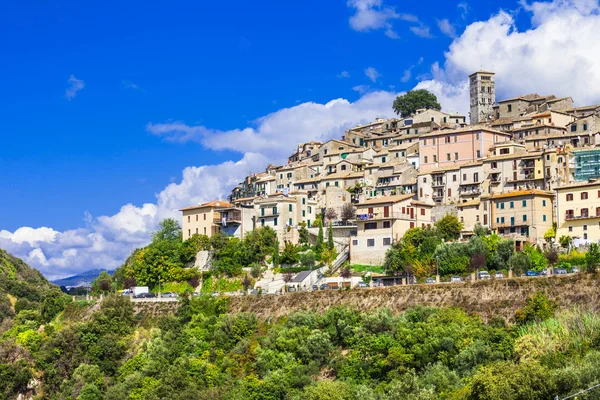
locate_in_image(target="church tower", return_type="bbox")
[469,71,495,124]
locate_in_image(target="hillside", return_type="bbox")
[0,248,61,323]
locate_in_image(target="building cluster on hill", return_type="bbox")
[180,71,600,266]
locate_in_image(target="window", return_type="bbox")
[454,152,459,160]
[302,210,305,217]
[474,173,479,182]
[569,226,573,232]
[365,222,377,230]
[453,174,457,182]
[204,227,207,235]
[447,153,451,161]
[302,198,306,205]
[508,104,512,112]
[187,216,190,222]
[477,150,481,158]
[445,136,451,143]
[289,218,293,226]
[582,192,589,200]
[571,124,577,132]
[463,174,467,181]
[424,156,428,163]
[432,138,435,144]
[261,219,265,226]
[421,208,426,216]
[334,181,339,187]
[542,200,546,207]
[326,182,330,187]
[309,206,312,213]
[287,172,292,178]
[511,217,515,226]
[367,239,375,247]
[433,155,437,162]
[279,174,283,179]
[196,228,198,234]
[522,200,527,207]
[261,208,265,216]
[188,229,190,237]
[543,215,547,222]
[382,157,386,163]
[274,217,278,226]
[383,238,391,246]
[523,214,527,221]
[501,217,505,223]
[584,123,589,131]
[341,164,347,171]
[423,177,427,183]
[424,139,427,145]
[500,203,505,209]
[352,239,358,246]
[383,221,391,228]
[584,233,588,240]
[566,193,574,201]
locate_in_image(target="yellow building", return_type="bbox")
[556,180,600,246]
[490,190,554,250]
[179,200,233,240]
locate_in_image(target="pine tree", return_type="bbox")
[315,224,324,255]
[328,223,334,251]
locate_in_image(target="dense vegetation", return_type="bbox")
[384,216,589,279]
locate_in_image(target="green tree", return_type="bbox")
[327,223,335,251]
[320,247,338,268]
[315,224,325,255]
[280,242,301,265]
[473,223,491,236]
[152,218,182,242]
[515,291,556,324]
[392,89,441,117]
[298,222,309,245]
[586,242,600,273]
[434,242,469,276]
[243,226,278,265]
[435,214,463,242]
[509,252,530,276]
[523,244,547,273]
[91,271,113,295]
[543,247,559,267]
[299,251,316,269]
[544,227,556,243]
[559,235,572,250]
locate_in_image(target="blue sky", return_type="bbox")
[2,0,600,278]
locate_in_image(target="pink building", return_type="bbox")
[419,126,511,172]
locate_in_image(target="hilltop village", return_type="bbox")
[180,71,600,268]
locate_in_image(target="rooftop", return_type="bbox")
[491,189,554,199]
[358,193,415,205]
[179,200,234,211]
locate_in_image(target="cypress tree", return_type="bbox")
[328,223,334,251]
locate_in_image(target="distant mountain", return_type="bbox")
[52,268,114,288]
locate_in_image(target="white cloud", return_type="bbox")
[437,18,457,37]
[400,69,411,83]
[65,75,85,100]
[352,85,371,94]
[410,25,433,38]
[122,80,143,91]
[418,0,600,119]
[457,2,469,20]
[364,67,381,82]
[337,71,351,78]
[347,0,418,38]
[3,90,400,279]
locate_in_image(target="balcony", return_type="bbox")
[214,210,242,225]
[459,188,482,196]
[356,212,414,221]
[565,213,600,221]
[432,192,444,199]
[432,180,445,187]
[493,222,530,229]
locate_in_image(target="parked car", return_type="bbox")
[540,268,549,276]
[494,272,504,279]
[526,270,538,277]
[372,280,382,287]
[425,277,436,284]
[312,284,319,291]
[555,268,567,275]
[357,281,368,288]
[451,276,461,283]
[162,292,177,298]
[211,291,219,297]
[320,283,329,290]
[134,292,155,298]
[287,286,297,292]
[478,271,491,280]
[572,267,581,273]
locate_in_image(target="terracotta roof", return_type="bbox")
[321,171,364,180]
[457,199,481,208]
[411,200,433,207]
[359,193,415,205]
[294,177,322,184]
[232,196,258,203]
[490,189,554,199]
[179,200,234,211]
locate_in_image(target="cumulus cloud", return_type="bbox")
[364,67,381,82]
[3,91,399,279]
[410,25,433,38]
[337,71,351,78]
[418,0,600,119]
[347,0,419,38]
[65,75,85,100]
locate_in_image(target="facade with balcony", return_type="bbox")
[180,200,235,241]
[556,180,600,246]
[350,194,433,265]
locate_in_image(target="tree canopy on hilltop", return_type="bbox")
[392,89,441,117]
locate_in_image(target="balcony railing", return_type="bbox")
[432,181,445,187]
[214,211,242,225]
[565,213,600,221]
[356,212,414,221]
[493,222,530,229]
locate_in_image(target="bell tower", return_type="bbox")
[469,71,495,124]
